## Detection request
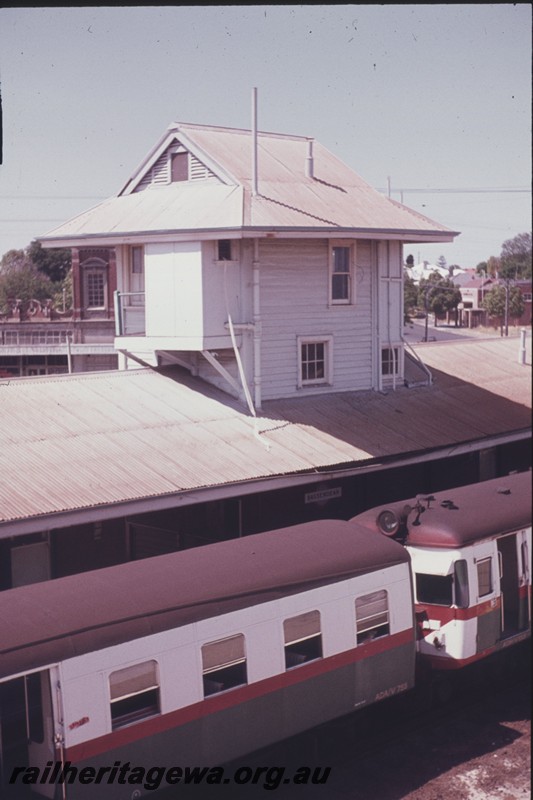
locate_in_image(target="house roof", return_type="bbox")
[40,122,458,246]
[0,336,530,534]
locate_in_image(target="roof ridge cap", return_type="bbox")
[170,121,309,141]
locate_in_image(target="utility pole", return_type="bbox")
[504,279,510,337]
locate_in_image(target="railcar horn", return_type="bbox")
[411,494,435,526]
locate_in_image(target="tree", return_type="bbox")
[499,232,532,280]
[0,249,28,273]
[0,241,72,317]
[482,285,525,332]
[405,254,415,268]
[0,264,53,316]
[403,274,418,322]
[486,255,500,278]
[475,261,488,276]
[436,255,447,271]
[418,272,462,327]
[27,240,71,283]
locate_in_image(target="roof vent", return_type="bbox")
[306,138,314,179]
[497,487,511,495]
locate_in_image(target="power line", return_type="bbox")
[378,187,531,195]
[0,195,105,200]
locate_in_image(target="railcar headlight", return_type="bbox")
[377,509,400,536]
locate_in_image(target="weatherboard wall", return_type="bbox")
[259,238,375,401]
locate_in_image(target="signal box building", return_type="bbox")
[40,121,459,405]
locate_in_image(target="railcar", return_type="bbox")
[0,520,415,799]
[351,471,531,672]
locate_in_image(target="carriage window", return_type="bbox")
[109,661,160,730]
[283,610,322,669]
[476,557,493,597]
[202,634,247,696]
[454,560,470,608]
[356,590,390,643]
[416,574,453,606]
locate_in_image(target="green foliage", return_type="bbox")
[482,285,525,320]
[418,272,462,323]
[405,254,415,268]
[0,249,28,273]
[0,241,72,315]
[403,274,419,321]
[499,232,532,280]
[27,240,72,283]
[0,264,53,314]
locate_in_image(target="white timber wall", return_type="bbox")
[259,238,375,401]
[378,240,403,345]
[144,242,203,338]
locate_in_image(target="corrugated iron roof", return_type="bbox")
[41,123,457,245]
[0,337,530,528]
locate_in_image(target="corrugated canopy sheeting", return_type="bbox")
[0,337,530,527]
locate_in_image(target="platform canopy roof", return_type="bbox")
[0,336,530,536]
[40,122,458,247]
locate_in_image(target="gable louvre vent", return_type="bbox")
[135,152,171,191]
[134,149,217,192]
[189,154,216,181]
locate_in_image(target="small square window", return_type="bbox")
[302,342,325,382]
[217,240,232,261]
[299,337,332,387]
[381,347,400,376]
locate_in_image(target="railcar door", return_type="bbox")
[473,542,500,653]
[497,534,521,637]
[0,670,56,799]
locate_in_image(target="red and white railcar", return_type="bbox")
[351,471,532,671]
[0,520,415,799]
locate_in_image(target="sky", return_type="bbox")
[0,4,531,269]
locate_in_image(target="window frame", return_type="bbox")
[201,633,247,697]
[130,245,144,275]
[381,346,401,377]
[109,660,160,731]
[81,257,108,311]
[329,242,354,305]
[476,557,493,598]
[355,589,390,644]
[415,573,454,607]
[297,336,333,388]
[283,610,323,670]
